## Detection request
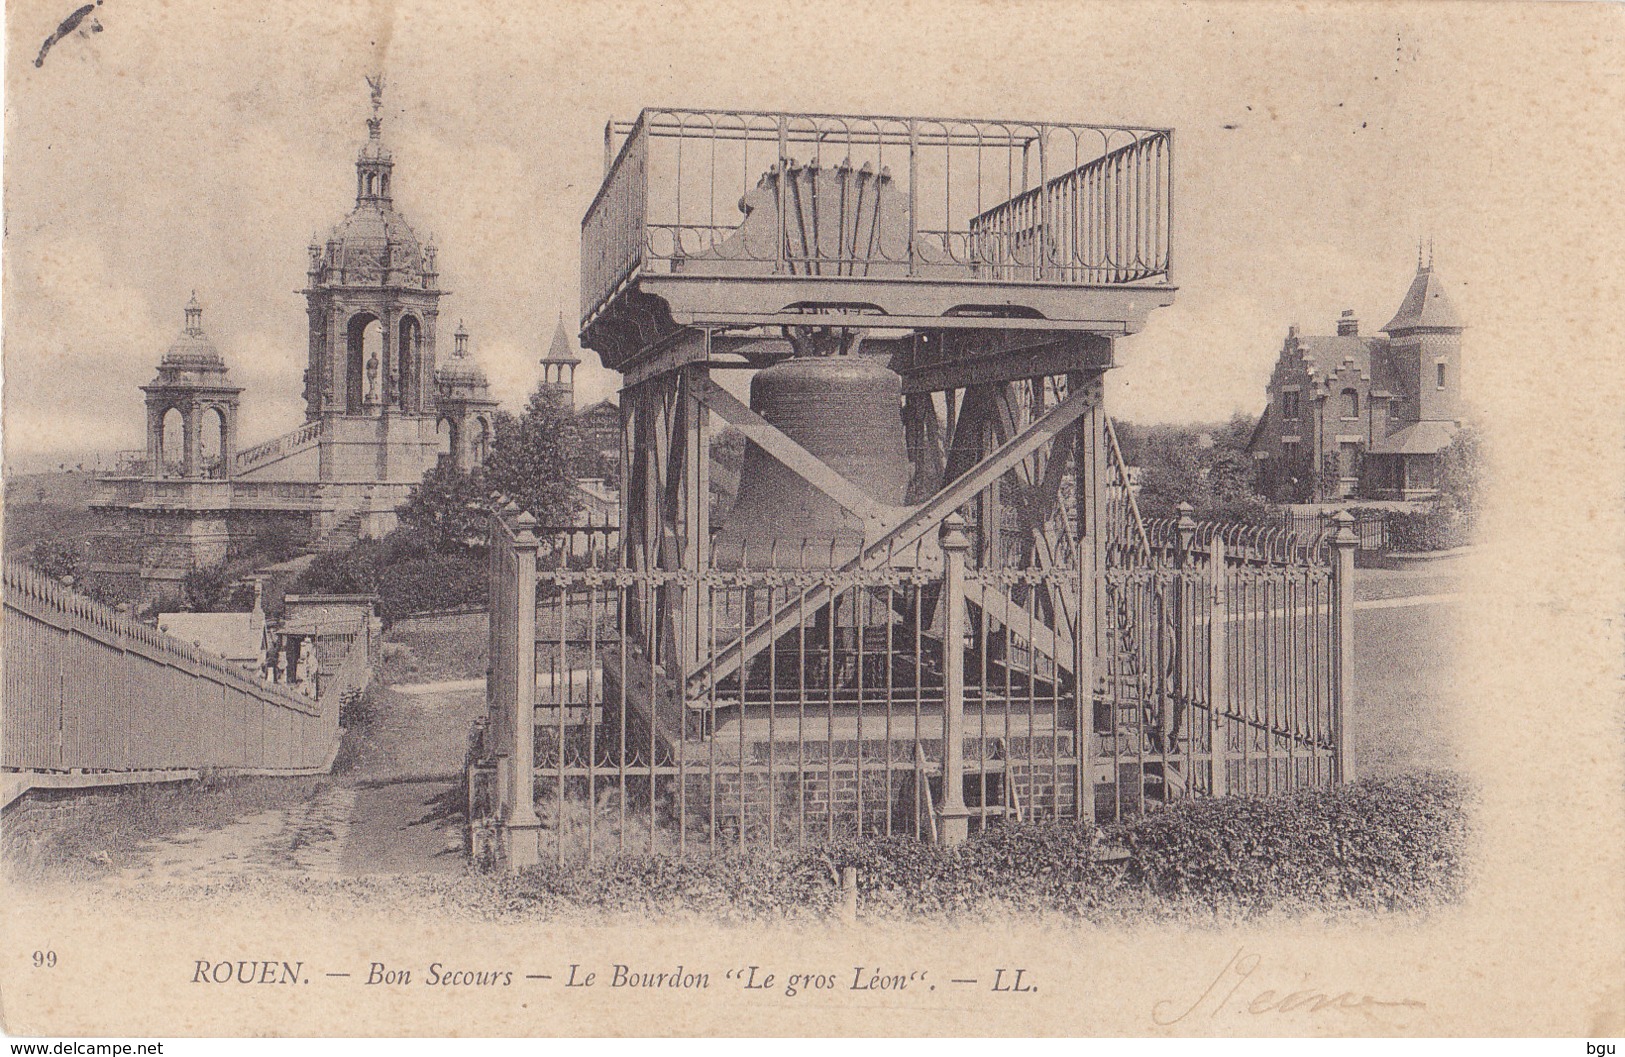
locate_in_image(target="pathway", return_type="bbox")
[107,680,483,885]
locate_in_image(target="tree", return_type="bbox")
[1436,421,1485,519]
[399,462,490,552]
[30,538,82,582]
[482,388,584,526]
[1120,413,1274,524]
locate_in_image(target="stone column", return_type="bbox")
[182,404,199,479]
[146,405,163,477]
[506,511,543,870]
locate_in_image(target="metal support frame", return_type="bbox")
[686,377,1102,695]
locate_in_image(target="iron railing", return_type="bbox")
[478,491,1354,867]
[1283,509,1388,557]
[582,108,1173,325]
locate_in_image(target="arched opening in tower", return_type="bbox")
[199,406,229,478]
[346,313,383,412]
[436,416,456,465]
[474,417,492,467]
[398,315,422,412]
[160,407,185,477]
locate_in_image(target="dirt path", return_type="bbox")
[108,680,482,884]
[114,785,358,885]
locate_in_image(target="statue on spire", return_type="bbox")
[364,73,386,140]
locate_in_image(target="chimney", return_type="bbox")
[1337,310,1359,336]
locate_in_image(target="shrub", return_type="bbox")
[1386,508,1470,552]
[1110,772,1468,912]
[501,774,1467,921]
[29,538,83,581]
[182,564,246,612]
[375,552,488,623]
[294,546,381,596]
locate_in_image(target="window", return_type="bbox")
[1342,388,1359,419]
[1437,362,1447,389]
[1282,391,1300,419]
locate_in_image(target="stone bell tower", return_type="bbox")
[300,75,446,522]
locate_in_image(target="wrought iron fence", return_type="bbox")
[582,108,1173,324]
[1096,537,1346,821]
[477,495,1355,869]
[1282,509,1388,561]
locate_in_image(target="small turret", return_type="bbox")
[540,314,581,406]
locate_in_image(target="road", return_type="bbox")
[1349,560,1464,777]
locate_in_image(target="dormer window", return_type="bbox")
[1282,390,1300,419]
[1342,388,1359,419]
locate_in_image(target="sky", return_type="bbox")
[1,0,1619,466]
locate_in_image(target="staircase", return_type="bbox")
[317,511,364,553]
[1098,417,1186,812]
[234,420,323,477]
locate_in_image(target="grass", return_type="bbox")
[382,619,489,683]
[1350,600,1461,777]
[3,774,327,883]
[332,682,485,781]
[10,773,1467,930]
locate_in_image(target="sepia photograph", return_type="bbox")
[1,0,1621,1041]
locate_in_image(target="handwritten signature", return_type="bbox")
[1152,948,1426,1025]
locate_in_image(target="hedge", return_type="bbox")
[1385,509,1472,552]
[504,773,1468,921]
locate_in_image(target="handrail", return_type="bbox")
[1106,417,1152,564]
[234,420,324,473]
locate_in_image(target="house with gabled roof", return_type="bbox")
[1246,258,1465,502]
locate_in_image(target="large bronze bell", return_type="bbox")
[713,354,912,568]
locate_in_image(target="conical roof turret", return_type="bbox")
[543,314,580,367]
[1383,259,1463,334]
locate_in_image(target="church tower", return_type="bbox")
[301,76,444,494]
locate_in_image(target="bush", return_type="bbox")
[30,538,83,581]
[181,564,247,612]
[503,774,1467,920]
[289,529,488,623]
[294,546,382,596]
[375,552,488,623]
[1111,773,1467,911]
[1386,508,1471,552]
